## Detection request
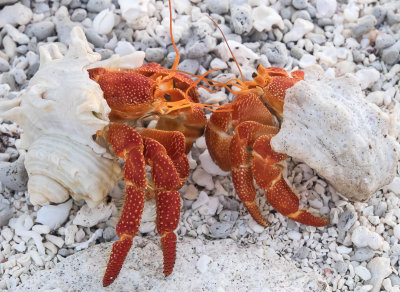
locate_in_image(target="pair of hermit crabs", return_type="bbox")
[1,22,398,287]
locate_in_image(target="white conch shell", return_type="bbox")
[271,66,400,202]
[0,26,146,207]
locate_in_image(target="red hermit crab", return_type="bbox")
[205,64,330,228]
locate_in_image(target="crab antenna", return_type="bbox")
[169,0,180,71]
[206,15,246,83]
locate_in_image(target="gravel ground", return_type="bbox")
[0,0,400,291]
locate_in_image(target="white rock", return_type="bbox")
[3,35,16,58]
[195,136,207,149]
[15,237,327,291]
[336,245,352,255]
[394,225,400,240]
[248,218,265,233]
[355,68,380,90]
[139,222,156,234]
[271,66,399,202]
[11,214,45,254]
[199,150,230,176]
[287,231,302,241]
[192,168,214,190]
[32,224,51,234]
[36,200,72,230]
[12,241,26,252]
[384,177,400,194]
[44,241,58,254]
[315,46,337,66]
[365,91,384,106]
[196,255,212,273]
[0,84,10,98]
[115,41,136,56]
[355,265,371,281]
[92,9,115,35]
[343,0,359,22]
[45,234,65,248]
[198,197,219,216]
[299,54,316,68]
[1,227,13,242]
[74,229,103,251]
[65,224,78,245]
[75,229,85,243]
[4,24,29,44]
[192,191,210,210]
[316,0,337,18]
[209,58,227,70]
[283,19,314,43]
[0,3,32,28]
[183,184,199,200]
[29,249,44,266]
[367,257,392,292]
[73,203,113,228]
[351,226,383,250]
[252,5,283,32]
[216,40,259,65]
[118,0,154,29]
[140,200,156,223]
[16,253,31,268]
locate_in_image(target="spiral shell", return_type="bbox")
[0,27,145,207]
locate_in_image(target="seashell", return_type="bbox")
[0,27,145,207]
[271,66,400,202]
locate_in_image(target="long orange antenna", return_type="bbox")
[169,0,180,71]
[206,15,246,82]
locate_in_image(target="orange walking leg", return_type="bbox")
[252,135,329,227]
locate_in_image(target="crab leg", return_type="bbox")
[141,129,189,186]
[142,137,182,276]
[252,135,329,227]
[230,121,279,226]
[103,124,146,287]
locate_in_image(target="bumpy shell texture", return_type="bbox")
[271,66,400,202]
[0,27,145,207]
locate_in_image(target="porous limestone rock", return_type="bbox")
[271,66,399,201]
[15,236,327,291]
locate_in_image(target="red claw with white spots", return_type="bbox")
[205,65,330,228]
[88,59,206,286]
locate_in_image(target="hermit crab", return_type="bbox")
[0,22,215,286]
[205,65,330,227]
[205,61,399,228]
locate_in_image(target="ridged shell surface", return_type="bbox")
[0,27,145,206]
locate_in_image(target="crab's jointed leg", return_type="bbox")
[251,135,329,227]
[142,136,182,276]
[103,123,146,287]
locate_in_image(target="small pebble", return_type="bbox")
[230,5,252,35]
[355,265,371,281]
[352,15,377,38]
[36,200,72,230]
